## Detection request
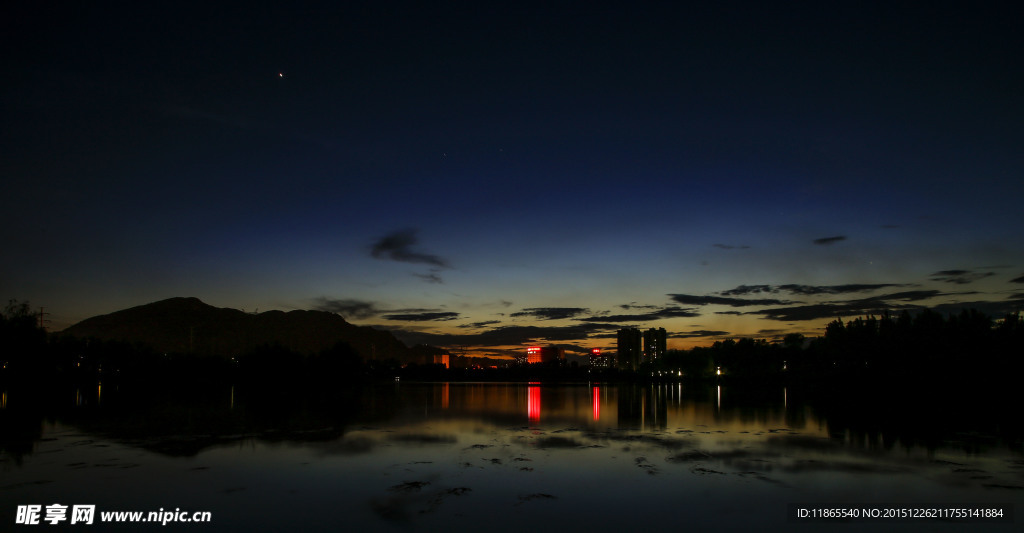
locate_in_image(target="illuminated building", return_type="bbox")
[525,346,565,364]
[643,327,667,364]
[617,327,642,370]
[432,353,450,369]
[589,348,613,369]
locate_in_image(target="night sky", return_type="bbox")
[4,2,1023,358]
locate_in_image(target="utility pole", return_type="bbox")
[38,307,50,331]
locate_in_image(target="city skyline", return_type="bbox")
[4,2,1022,359]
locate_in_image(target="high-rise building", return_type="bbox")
[643,327,667,364]
[589,348,613,369]
[525,345,565,364]
[540,346,565,364]
[617,327,642,371]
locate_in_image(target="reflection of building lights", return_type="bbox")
[592,386,600,421]
[528,382,541,423]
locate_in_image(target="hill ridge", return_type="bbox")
[62,297,410,361]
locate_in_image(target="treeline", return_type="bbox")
[656,309,1024,389]
[4,300,1022,388]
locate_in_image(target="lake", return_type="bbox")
[1,381,1021,531]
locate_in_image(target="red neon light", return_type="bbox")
[591,348,601,355]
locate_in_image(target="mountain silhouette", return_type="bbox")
[62,297,410,361]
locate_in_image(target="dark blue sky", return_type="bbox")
[4,1,1022,357]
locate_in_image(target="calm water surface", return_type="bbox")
[1,382,1021,531]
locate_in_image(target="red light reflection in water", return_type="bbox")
[528,382,541,423]
[592,386,600,421]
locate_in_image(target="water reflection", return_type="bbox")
[528,382,540,423]
[1,382,1021,531]
[2,382,1021,458]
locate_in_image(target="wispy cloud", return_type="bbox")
[311,297,379,319]
[748,290,943,321]
[668,294,792,307]
[929,269,994,285]
[930,300,1024,317]
[457,320,502,329]
[385,323,619,347]
[749,303,887,321]
[381,311,460,321]
[370,229,450,268]
[414,271,445,284]
[719,283,906,296]
[619,303,661,310]
[510,307,591,320]
[675,330,730,338]
[813,235,847,245]
[712,243,750,250]
[577,306,700,323]
[1011,275,1024,284]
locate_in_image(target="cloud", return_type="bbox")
[1011,275,1024,283]
[414,271,444,284]
[619,303,661,310]
[668,294,792,307]
[675,330,730,338]
[577,306,700,322]
[849,290,942,303]
[749,303,891,322]
[381,311,460,322]
[718,285,775,296]
[748,290,944,321]
[457,320,502,329]
[719,283,906,296]
[930,300,1024,318]
[370,229,450,268]
[386,323,619,347]
[779,284,906,295]
[813,235,847,245]
[929,270,995,285]
[312,297,379,319]
[510,307,591,320]
[712,243,750,250]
